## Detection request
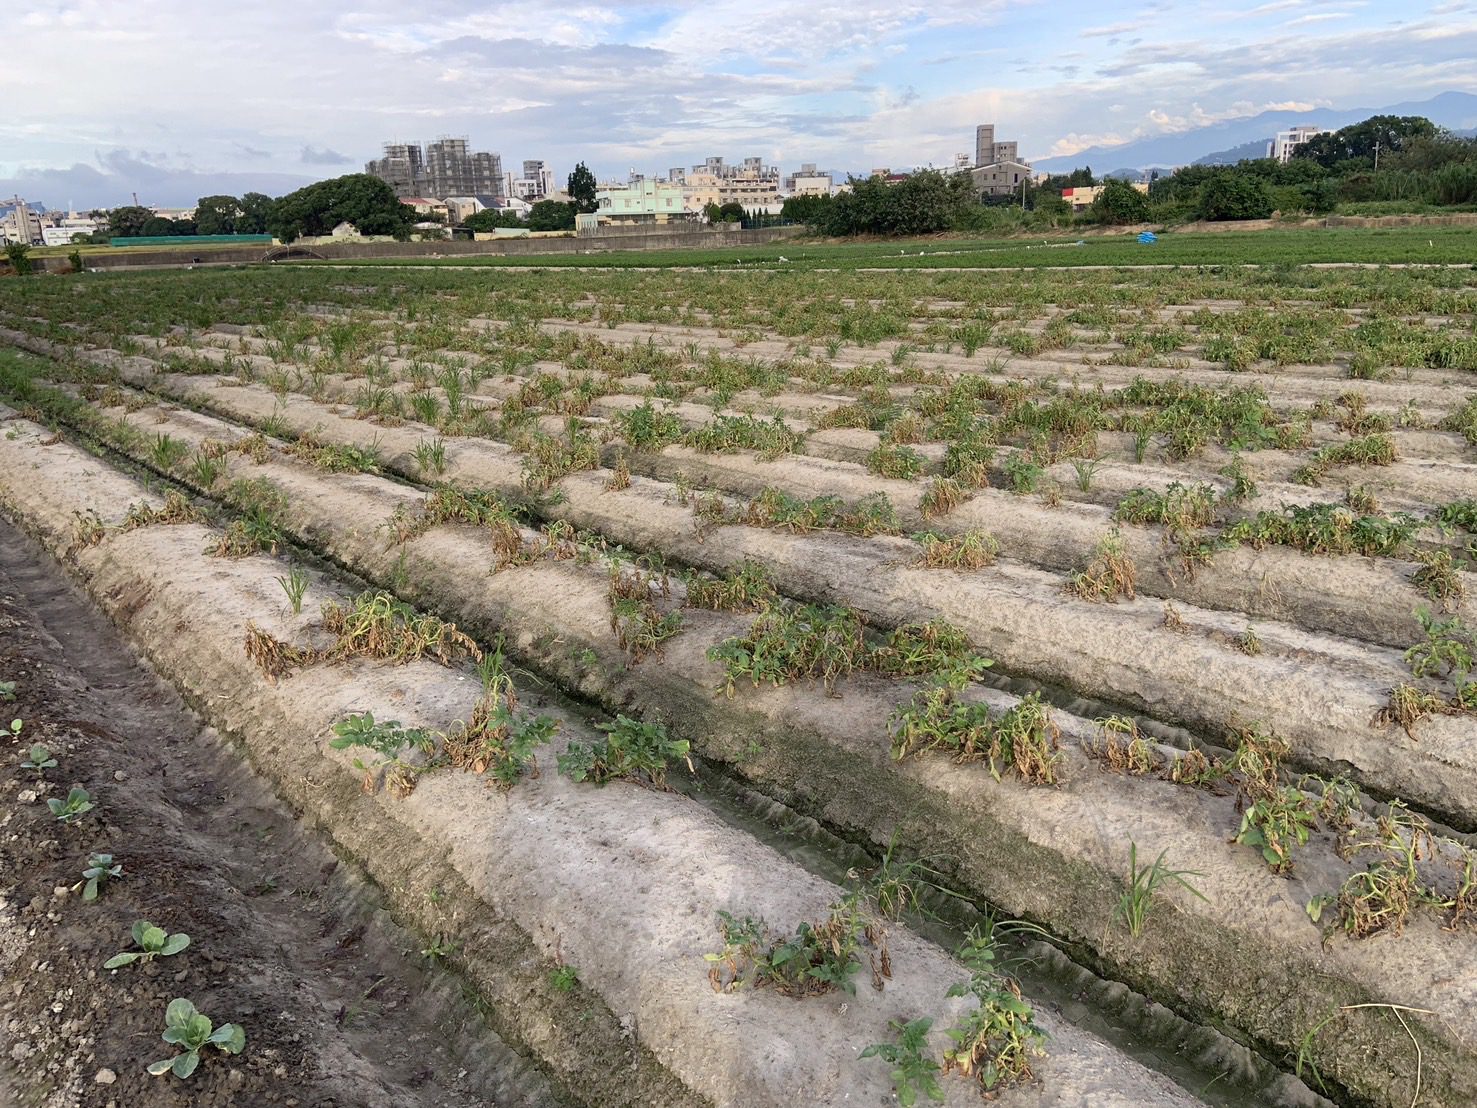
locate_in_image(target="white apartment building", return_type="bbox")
[1268,126,1329,164]
[2,200,44,245]
[782,163,834,197]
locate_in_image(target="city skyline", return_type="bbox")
[5,0,1477,207]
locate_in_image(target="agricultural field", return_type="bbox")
[0,250,1475,1107]
[298,223,1477,269]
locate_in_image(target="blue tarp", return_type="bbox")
[1137,231,1158,244]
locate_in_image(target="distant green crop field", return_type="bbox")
[299,225,1477,271]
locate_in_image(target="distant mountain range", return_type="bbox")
[1030,90,1477,177]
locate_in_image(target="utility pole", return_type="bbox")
[1373,141,1380,171]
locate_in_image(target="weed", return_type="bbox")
[445,692,557,788]
[1002,453,1044,495]
[1413,551,1466,610]
[1345,485,1380,515]
[1237,626,1263,656]
[1236,786,1318,874]
[1068,531,1136,602]
[1071,458,1099,491]
[913,530,1000,570]
[867,443,924,481]
[920,476,967,519]
[149,432,188,471]
[390,487,524,561]
[413,437,447,476]
[683,560,777,612]
[79,853,122,902]
[1115,842,1208,937]
[1093,716,1160,775]
[275,566,309,615]
[617,400,684,451]
[1161,603,1187,633]
[1169,747,1229,788]
[608,565,683,661]
[604,458,631,491]
[105,921,191,969]
[710,604,868,696]
[330,711,435,796]
[0,682,13,702]
[146,998,245,1079]
[1224,503,1418,558]
[942,966,1046,1094]
[48,786,95,823]
[876,621,991,684]
[891,687,1061,785]
[548,965,580,993]
[1374,682,1453,737]
[686,413,803,459]
[321,591,482,666]
[860,1018,945,1107]
[558,715,693,788]
[705,889,888,998]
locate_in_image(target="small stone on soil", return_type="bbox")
[94,1068,116,1084]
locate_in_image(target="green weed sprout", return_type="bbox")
[558,715,692,788]
[7,718,20,739]
[276,565,309,615]
[80,853,122,901]
[1115,842,1208,937]
[20,743,56,776]
[860,1017,945,1106]
[0,681,15,701]
[548,965,579,993]
[146,998,245,1079]
[48,786,95,823]
[106,921,190,969]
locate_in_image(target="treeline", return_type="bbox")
[1147,115,1477,221]
[779,113,1477,238]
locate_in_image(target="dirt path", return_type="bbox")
[0,516,561,1108]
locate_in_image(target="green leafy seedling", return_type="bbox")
[80,853,122,901]
[0,681,15,701]
[548,965,579,993]
[20,743,56,776]
[48,786,95,823]
[146,998,245,1079]
[860,1017,945,1106]
[7,718,20,739]
[106,921,190,968]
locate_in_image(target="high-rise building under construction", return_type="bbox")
[366,138,504,200]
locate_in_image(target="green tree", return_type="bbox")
[194,195,242,235]
[268,174,414,243]
[463,208,527,232]
[1296,115,1439,169]
[780,194,831,224]
[106,205,154,238]
[567,162,598,214]
[716,201,746,223]
[1088,179,1149,224]
[238,192,275,234]
[4,242,33,275]
[1198,173,1275,221]
[527,200,576,232]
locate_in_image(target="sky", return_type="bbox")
[4,0,1477,207]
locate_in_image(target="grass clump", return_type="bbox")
[940,930,1048,1095]
[389,486,525,562]
[444,687,557,788]
[1114,841,1208,937]
[1412,550,1467,609]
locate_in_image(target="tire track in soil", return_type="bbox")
[0,515,563,1108]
